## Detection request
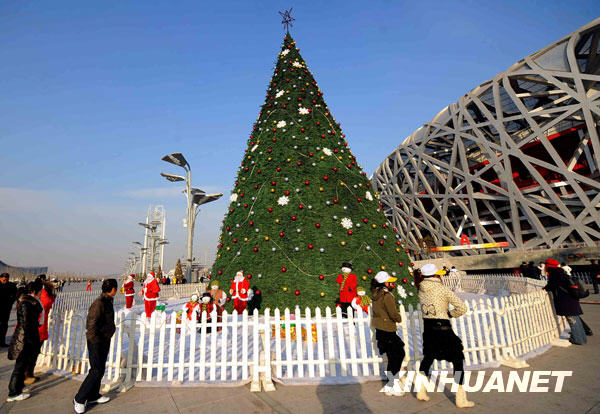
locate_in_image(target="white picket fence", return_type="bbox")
[37,274,569,392]
[52,283,207,313]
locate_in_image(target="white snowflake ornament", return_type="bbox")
[340,217,353,229]
[230,194,238,202]
[277,196,289,206]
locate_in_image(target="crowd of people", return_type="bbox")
[1,256,597,410]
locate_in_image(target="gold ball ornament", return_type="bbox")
[380,265,386,270]
[243,237,248,242]
[340,241,346,246]
[241,177,246,181]
[338,156,343,160]
[286,158,291,162]
[395,248,401,253]
[275,218,280,223]
[372,224,377,229]
[267,157,272,161]
[319,187,324,192]
[270,188,275,193]
[226,247,231,251]
[361,275,367,281]
[339,181,345,186]
[217,254,221,258]
[320,156,325,160]
[282,286,288,292]
[264,236,270,241]
[320,291,325,297]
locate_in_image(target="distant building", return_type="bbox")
[0,260,48,277]
[372,18,600,256]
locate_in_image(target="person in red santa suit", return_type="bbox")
[141,272,160,319]
[336,262,357,318]
[229,270,250,314]
[123,274,135,309]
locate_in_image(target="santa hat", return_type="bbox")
[545,259,560,268]
[126,274,134,280]
[235,270,244,278]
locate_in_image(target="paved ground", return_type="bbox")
[0,297,599,414]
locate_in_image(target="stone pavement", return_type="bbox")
[0,298,599,414]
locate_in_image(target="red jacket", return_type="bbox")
[185,302,200,320]
[143,278,160,301]
[39,288,55,342]
[336,273,357,303]
[123,280,135,296]
[198,302,214,318]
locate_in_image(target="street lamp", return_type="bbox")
[149,237,169,273]
[161,152,223,282]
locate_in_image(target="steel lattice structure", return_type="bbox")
[373,18,600,256]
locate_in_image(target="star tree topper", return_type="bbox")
[279,8,295,32]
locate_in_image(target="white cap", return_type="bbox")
[374,271,397,284]
[421,263,438,276]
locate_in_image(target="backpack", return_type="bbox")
[561,276,589,300]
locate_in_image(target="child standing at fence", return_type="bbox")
[415,263,474,408]
[370,271,405,397]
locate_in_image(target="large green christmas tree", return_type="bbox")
[212,33,417,310]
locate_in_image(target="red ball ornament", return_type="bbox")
[315,223,321,228]
[268,208,273,213]
[279,232,285,237]
[255,290,261,295]
[233,238,238,243]
[253,247,258,252]
[318,275,324,280]
[247,274,252,279]
[357,197,362,202]
[282,267,287,272]
[226,297,231,302]
[402,278,408,284]
[271,181,276,186]
[226,226,230,231]
[297,161,302,166]
[367,269,373,274]
[249,221,254,226]
[347,230,353,235]
[292,216,297,221]
[316,121,321,126]
[218,270,223,275]
[276,167,281,172]
[363,218,368,223]
[285,190,291,195]
[390,283,396,289]
[397,241,402,246]
[398,261,403,266]
[272,138,277,142]
[254,185,259,189]
[294,290,300,296]
[308,244,314,249]
[304,180,310,185]
[243,203,248,208]
[298,204,304,209]
[379,240,384,245]
[301,128,305,132]
[323,176,329,181]
[333,167,338,172]
[333,199,338,204]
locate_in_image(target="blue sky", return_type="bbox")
[0,0,596,274]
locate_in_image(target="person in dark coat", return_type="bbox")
[589,259,600,294]
[370,271,405,397]
[6,280,43,402]
[0,273,17,347]
[73,279,118,414]
[544,259,586,345]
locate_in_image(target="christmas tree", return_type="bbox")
[174,259,183,282]
[211,32,417,310]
